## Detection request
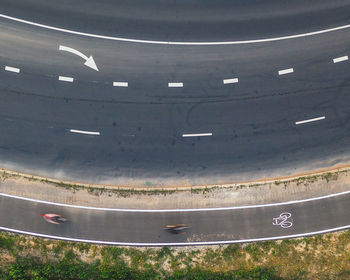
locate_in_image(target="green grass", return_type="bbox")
[1,230,350,279]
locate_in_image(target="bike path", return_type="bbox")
[1,191,349,245]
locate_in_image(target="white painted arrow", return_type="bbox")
[59,45,99,71]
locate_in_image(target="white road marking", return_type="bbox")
[272,212,293,228]
[113,81,128,87]
[333,55,349,63]
[58,76,74,82]
[69,129,100,136]
[5,66,20,73]
[1,189,350,212]
[2,13,350,45]
[168,82,183,88]
[223,78,239,84]
[59,45,98,71]
[295,116,325,125]
[182,133,212,137]
[278,68,294,75]
[1,224,349,246]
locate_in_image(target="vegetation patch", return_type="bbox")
[0,230,350,279]
[1,167,350,198]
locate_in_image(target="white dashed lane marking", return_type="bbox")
[168,82,183,88]
[295,116,325,125]
[69,129,100,135]
[182,133,213,137]
[5,66,20,73]
[333,56,348,63]
[59,76,74,82]
[278,68,294,76]
[113,81,128,87]
[223,78,239,84]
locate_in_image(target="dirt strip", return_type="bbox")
[0,165,350,209]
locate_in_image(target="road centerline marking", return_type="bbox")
[278,68,294,75]
[58,76,74,82]
[69,129,100,136]
[223,78,239,84]
[182,133,212,137]
[333,55,348,63]
[168,82,183,88]
[295,116,325,125]
[5,66,20,73]
[113,81,128,87]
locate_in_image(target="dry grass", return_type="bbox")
[1,230,350,279]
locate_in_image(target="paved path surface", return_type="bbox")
[1,190,350,245]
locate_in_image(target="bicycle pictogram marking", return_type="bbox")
[272,212,293,228]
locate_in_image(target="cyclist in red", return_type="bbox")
[41,214,67,224]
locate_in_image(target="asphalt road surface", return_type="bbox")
[1,1,350,187]
[1,192,350,245]
[1,0,350,244]
[2,0,350,42]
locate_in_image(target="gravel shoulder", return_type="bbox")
[1,164,350,209]
[0,166,350,209]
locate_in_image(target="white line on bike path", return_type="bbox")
[1,190,350,212]
[1,224,350,246]
[2,13,350,45]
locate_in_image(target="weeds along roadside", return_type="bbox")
[0,166,347,198]
[0,230,350,279]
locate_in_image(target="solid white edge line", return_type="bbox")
[295,116,325,125]
[278,68,294,75]
[333,55,349,63]
[223,78,239,84]
[58,76,74,82]
[1,189,350,212]
[69,129,100,135]
[168,82,183,88]
[2,13,350,45]
[182,133,212,137]
[113,81,128,87]
[1,224,349,246]
[5,66,20,73]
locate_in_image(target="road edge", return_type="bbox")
[1,163,350,192]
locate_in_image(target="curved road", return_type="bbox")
[2,0,350,42]
[1,191,350,245]
[0,10,350,185]
[1,0,350,244]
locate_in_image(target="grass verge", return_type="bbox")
[0,166,349,198]
[0,230,350,279]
